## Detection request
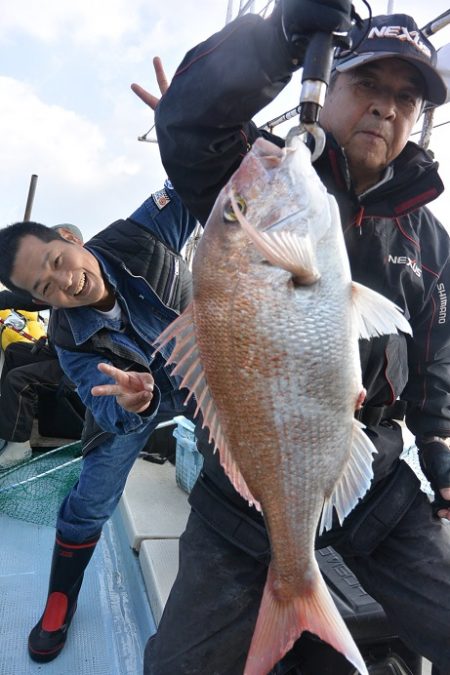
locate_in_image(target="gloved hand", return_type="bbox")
[279,0,353,42]
[416,436,450,519]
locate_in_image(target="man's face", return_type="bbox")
[320,58,424,194]
[11,234,114,309]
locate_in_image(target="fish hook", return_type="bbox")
[285,123,326,162]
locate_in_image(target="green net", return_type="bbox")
[0,442,82,527]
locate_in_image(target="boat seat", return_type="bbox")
[139,539,180,625]
[119,457,190,625]
[119,458,190,552]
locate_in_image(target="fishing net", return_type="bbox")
[0,442,82,527]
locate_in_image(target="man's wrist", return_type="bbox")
[417,436,450,493]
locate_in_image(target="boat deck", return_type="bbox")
[0,503,154,675]
[0,455,190,675]
[0,441,434,674]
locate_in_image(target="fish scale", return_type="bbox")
[155,136,412,675]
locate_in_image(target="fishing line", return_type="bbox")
[334,0,372,60]
[412,118,450,135]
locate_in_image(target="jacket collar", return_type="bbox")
[314,134,444,217]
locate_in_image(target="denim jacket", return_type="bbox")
[50,181,197,448]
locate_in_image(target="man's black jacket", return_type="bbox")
[155,13,450,489]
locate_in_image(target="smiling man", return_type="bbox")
[0,223,85,470]
[9,225,115,310]
[132,4,450,674]
[0,182,197,663]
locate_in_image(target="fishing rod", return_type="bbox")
[137,122,158,144]
[421,9,450,39]
[137,5,450,146]
[417,9,450,150]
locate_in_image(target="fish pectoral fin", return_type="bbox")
[319,419,377,534]
[153,303,261,512]
[229,190,320,285]
[351,281,412,340]
[261,230,321,286]
[244,563,368,675]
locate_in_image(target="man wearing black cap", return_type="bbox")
[133,2,450,674]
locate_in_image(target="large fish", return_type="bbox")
[155,137,411,675]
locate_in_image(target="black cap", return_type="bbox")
[333,14,447,106]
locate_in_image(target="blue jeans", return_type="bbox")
[57,397,190,542]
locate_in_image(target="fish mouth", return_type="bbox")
[73,272,87,296]
[264,207,305,232]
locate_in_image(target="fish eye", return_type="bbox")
[223,194,247,222]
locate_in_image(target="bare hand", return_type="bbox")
[131,56,169,111]
[91,362,155,414]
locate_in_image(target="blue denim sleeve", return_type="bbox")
[55,345,161,435]
[128,180,198,253]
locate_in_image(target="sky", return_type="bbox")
[1,0,450,240]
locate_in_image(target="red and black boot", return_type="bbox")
[28,532,100,663]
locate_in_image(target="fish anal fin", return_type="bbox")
[319,419,377,534]
[244,564,368,675]
[229,191,320,284]
[351,281,412,340]
[154,304,261,512]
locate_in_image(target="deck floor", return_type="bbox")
[0,510,155,675]
[0,442,435,675]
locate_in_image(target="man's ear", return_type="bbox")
[58,229,82,245]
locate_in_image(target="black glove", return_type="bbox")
[416,436,450,515]
[279,0,353,43]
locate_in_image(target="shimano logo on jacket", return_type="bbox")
[437,283,447,324]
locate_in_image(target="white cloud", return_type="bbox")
[0,0,142,44]
[0,0,449,238]
[0,77,106,186]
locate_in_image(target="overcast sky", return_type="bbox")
[1,0,450,240]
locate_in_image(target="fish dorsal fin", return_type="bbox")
[230,191,320,285]
[351,281,412,340]
[154,304,261,511]
[319,419,377,534]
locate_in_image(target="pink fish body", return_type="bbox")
[156,137,411,675]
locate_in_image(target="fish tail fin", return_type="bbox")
[244,564,368,675]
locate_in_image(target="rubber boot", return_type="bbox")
[28,532,100,663]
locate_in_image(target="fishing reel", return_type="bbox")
[284,2,363,159]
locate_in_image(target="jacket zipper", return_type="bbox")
[355,207,364,235]
[165,258,180,307]
[121,261,181,316]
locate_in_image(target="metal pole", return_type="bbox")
[387,0,394,14]
[23,174,38,221]
[225,0,234,23]
[418,107,436,150]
